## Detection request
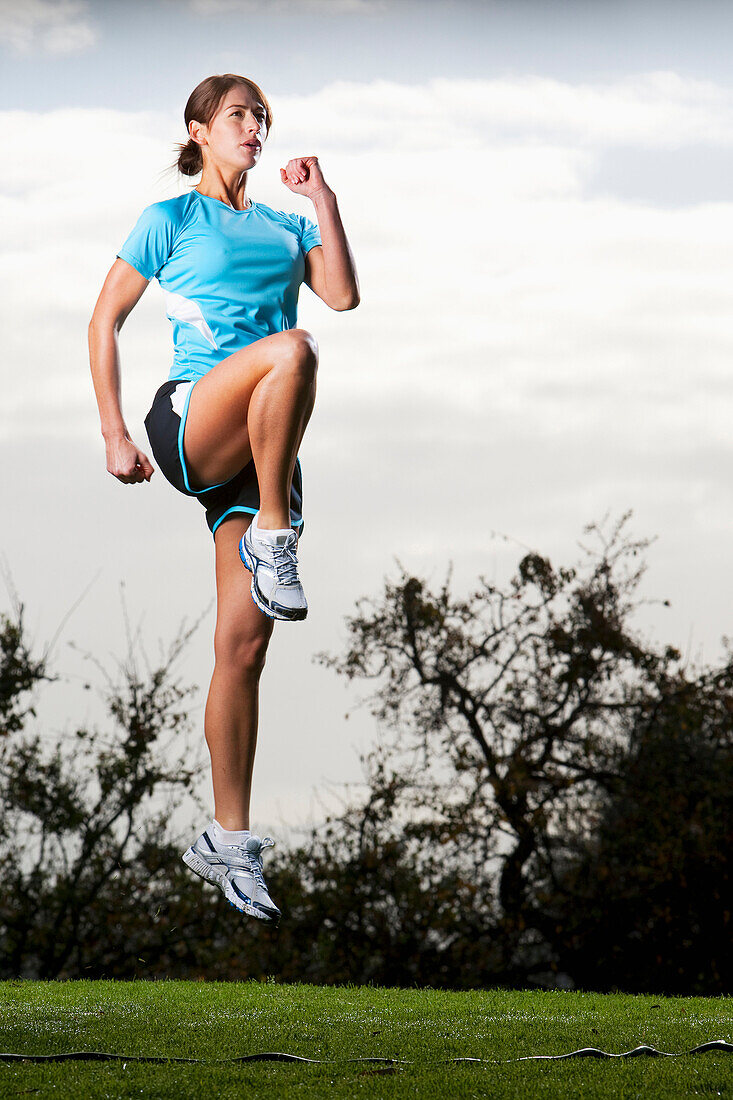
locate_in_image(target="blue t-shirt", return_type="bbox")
[116,189,322,382]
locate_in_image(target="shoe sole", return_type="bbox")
[182,847,280,925]
[239,537,308,622]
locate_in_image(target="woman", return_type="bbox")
[88,74,359,927]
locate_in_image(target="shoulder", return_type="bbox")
[253,201,303,230]
[118,193,197,279]
[125,193,196,239]
[138,191,195,226]
[254,204,320,251]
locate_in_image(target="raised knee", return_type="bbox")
[214,627,269,678]
[279,328,318,382]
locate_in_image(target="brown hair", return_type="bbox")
[171,74,273,177]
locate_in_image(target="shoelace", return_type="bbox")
[245,836,275,891]
[272,542,300,587]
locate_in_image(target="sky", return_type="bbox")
[3,0,733,844]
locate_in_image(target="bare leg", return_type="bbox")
[183,328,318,530]
[206,515,274,829]
[190,331,319,824]
[247,357,317,530]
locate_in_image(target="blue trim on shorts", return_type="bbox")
[176,377,232,495]
[146,377,305,541]
[211,505,305,537]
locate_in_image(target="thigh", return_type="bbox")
[184,328,315,490]
[213,515,274,658]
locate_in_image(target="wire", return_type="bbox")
[1,1041,731,1064]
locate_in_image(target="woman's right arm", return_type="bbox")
[88,258,155,485]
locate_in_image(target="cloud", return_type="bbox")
[3,74,733,735]
[4,74,733,447]
[5,71,733,827]
[187,0,387,13]
[260,72,733,153]
[0,0,96,54]
[435,71,733,149]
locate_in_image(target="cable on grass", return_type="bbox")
[1,1041,732,1064]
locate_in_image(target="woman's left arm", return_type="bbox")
[281,156,360,311]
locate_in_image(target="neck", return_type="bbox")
[195,168,250,210]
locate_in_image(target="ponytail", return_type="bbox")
[174,136,203,177]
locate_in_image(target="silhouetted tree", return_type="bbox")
[2,511,729,992]
[0,594,265,979]
[307,511,732,991]
[543,663,732,991]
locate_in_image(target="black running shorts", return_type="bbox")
[144,378,304,539]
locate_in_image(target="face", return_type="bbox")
[191,85,268,171]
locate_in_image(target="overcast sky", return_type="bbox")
[3,0,733,844]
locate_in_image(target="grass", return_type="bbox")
[0,980,730,1098]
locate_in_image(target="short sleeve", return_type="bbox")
[296,213,322,257]
[116,202,178,280]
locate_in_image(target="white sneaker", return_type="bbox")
[182,828,281,925]
[239,512,307,621]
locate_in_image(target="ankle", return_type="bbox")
[213,818,251,844]
[255,509,290,532]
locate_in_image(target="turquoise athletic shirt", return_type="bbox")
[116,189,322,382]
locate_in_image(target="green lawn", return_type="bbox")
[0,981,730,1098]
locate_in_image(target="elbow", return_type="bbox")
[332,290,360,311]
[90,310,124,335]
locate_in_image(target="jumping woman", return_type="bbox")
[88,74,360,926]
